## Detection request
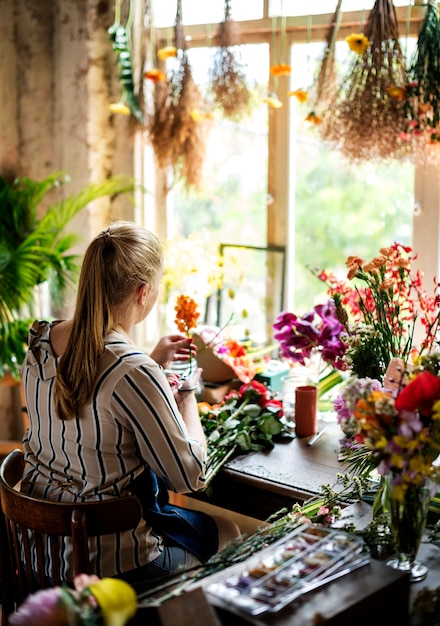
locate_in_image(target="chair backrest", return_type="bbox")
[0,449,143,623]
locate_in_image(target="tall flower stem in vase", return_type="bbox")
[386,474,431,582]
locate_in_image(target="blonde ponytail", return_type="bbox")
[54,222,163,420]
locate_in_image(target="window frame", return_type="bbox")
[152,3,440,334]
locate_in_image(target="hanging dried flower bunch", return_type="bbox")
[319,0,410,162]
[306,0,343,121]
[210,0,252,120]
[401,0,440,166]
[149,0,208,190]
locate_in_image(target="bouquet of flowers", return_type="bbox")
[317,243,440,381]
[9,575,137,626]
[334,367,440,498]
[199,379,288,486]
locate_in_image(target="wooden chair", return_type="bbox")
[0,449,143,624]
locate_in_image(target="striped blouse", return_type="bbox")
[21,320,206,580]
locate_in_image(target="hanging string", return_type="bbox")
[315,0,343,105]
[306,14,312,82]
[126,0,134,54]
[359,8,365,32]
[271,14,279,93]
[280,0,287,65]
[404,2,412,61]
[114,0,122,25]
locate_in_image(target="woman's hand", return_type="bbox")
[150,335,198,370]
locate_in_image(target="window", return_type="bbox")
[150,3,434,342]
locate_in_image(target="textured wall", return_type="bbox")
[0,0,142,438]
[0,0,137,236]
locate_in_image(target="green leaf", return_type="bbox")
[260,416,283,435]
[235,431,252,451]
[242,403,262,417]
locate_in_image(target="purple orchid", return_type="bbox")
[273,299,347,368]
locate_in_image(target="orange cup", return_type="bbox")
[295,385,318,437]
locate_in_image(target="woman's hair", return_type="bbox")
[54,221,163,420]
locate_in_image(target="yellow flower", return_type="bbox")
[157,46,177,60]
[88,578,137,626]
[345,33,371,54]
[144,68,166,82]
[270,63,291,77]
[262,93,283,108]
[108,102,131,116]
[288,89,308,103]
[190,108,215,122]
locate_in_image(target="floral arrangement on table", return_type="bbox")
[319,243,440,381]
[335,367,440,496]
[9,575,137,626]
[315,243,440,579]
[198,379,288,487]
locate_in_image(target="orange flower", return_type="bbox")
[270,64,291,77]
[174,295,200,335]
[305,111,322,125]
[386,85,406,100]
[288,89,308,103]
[144,69,166,82]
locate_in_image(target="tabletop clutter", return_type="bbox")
[192,327,321,440]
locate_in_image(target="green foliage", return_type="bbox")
[200,382,289,487]
[0,172,135,378]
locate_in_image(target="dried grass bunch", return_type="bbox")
[403,0,440,166]
[149,1,208,190]
[319,0,410,162]
[308,0,343,118]
[209,0,252,120]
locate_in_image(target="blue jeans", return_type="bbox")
[116,545,202,595]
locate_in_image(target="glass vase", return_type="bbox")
[386,474,431,582]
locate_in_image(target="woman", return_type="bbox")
[21,221,240,592]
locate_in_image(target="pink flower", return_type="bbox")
[9,588,65,626]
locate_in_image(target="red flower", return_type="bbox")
[395,370,440,416]
[261,398,283,415]
[239,380,267,397]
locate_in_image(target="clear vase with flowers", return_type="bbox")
[338,368,440,581]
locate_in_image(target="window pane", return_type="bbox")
[164,43,270,336]
[290,40,414,314]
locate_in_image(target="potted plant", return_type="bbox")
[0,170,134,379]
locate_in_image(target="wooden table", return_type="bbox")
[161,419,440,626]
[194,420,344,520]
